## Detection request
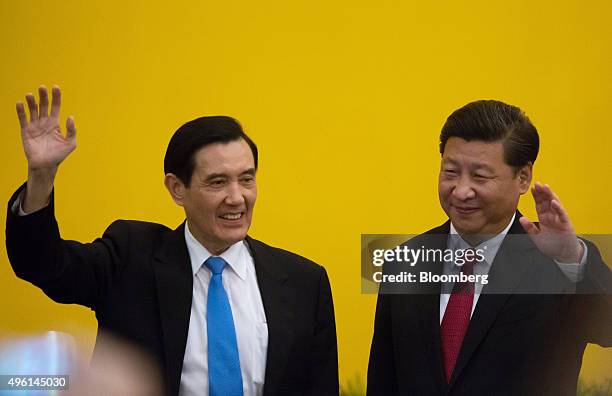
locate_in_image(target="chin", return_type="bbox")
[450,217,481,235]
[223,230,248,244]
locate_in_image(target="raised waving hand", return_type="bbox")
[16,85,76,212]
[519,182,583,263]
[17,85,76,171]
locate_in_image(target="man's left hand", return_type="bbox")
[519,182,584,263]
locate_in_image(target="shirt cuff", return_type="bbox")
[554,239,588,282]
[11,189,49,216]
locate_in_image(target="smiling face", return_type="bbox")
[438,137,531,236]
[166,138,257,254]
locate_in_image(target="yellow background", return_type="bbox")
[1,0,610,389]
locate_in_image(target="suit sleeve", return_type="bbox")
[575,239,612,347]
[367,293,399,396]
[308,266,339,395]
[5,183,124,310]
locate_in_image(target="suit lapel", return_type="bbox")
[417,223,450,391]
[448,213,537,386]
[246,236,295,396]
[152,222,193,396]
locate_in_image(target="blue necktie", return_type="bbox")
[204,256,243,396]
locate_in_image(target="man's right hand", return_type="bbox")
[16,85,76,213]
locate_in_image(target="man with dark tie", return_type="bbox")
[367,100,611,395]
[6,86,339,396]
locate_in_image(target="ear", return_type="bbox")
[517,163,533,195]
[164,173,186,206]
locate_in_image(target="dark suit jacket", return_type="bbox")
[5,185,339,396]
[367,213,612,396]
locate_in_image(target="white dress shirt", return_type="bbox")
[179,222,268,396]
[11,193,269,395]
[439,214,587,323]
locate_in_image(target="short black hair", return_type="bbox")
[164,116,258,187]
[439,100,539,171]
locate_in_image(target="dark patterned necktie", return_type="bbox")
[440,250,476,382]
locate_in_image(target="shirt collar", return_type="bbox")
[184,221,248,280]
[448,213,516,266]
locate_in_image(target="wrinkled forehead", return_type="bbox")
[192,140,256,176]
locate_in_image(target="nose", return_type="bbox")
[451,176,476,201]
[224,182,246,206]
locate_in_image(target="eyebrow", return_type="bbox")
[442,158,495,173]
[442,158,459,166]
[471,164,495,173]
[204,168,257,181]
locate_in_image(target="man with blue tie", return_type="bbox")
[367,100,611,395]
[6,85,339,396]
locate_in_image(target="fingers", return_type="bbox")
[531,182,550,204]
[536,183,561,204]
[542,184,562,205]
[16,102,28,129]
[531,183,550,215]
[530,182,574,232]
[38,86,49,117]
[66,116,77,141]
[519,216,540,235]
[20,85,63,126]
[551,199,570,224]
[531,182,563,215]
[50,85,61,118]
[531,182,543,203]
[25,93,38,121]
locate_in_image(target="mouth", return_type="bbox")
[219,212,244,220]
[452,205,480,215]
[219,212,244,221]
